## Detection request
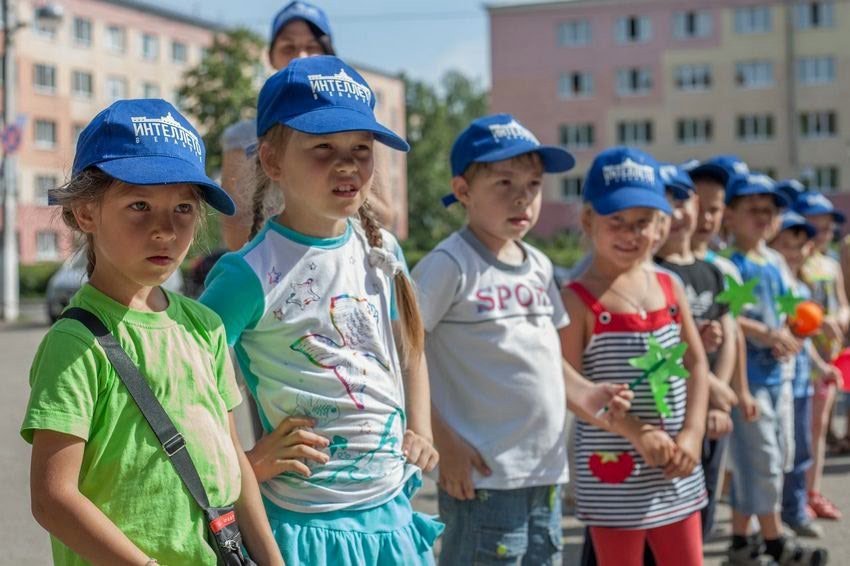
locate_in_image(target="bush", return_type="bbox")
[20,262,61,298]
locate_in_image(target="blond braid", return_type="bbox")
[249,154,270,240]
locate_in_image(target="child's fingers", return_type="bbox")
[423,450,439,473]
[273,416,317,437]
[283,428,329,448]
[470,451,492,477]
[275,459,312,477]
[405,441,424,466]
[284,444,329,464]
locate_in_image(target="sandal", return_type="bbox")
[774,539,828,565]
[808,491,842,520]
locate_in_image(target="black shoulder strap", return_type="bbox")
[60,307,212,512]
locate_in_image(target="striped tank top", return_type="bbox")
[567,271,706,529]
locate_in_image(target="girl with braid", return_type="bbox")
[200,56,442,565]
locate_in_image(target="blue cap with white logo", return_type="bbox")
[256,55,409,152]
[685,155,749,188]
[793,191,846,223]
[726,173,787,208]
[659,163,694,201]
[774,179,806,209]
[65,98,235,215]
[778,211,817,239]
[582,147,670,215]
[270,1,332,45]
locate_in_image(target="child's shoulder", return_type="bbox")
[168,292,227,333]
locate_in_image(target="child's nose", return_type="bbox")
[152,213,177,240]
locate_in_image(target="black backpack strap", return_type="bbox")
[60,307,212,512]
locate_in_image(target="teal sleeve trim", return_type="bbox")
[267,218,353,249]
[200,253,266,347]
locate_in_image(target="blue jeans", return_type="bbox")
[438,485,563,566]
[782,395,813,527]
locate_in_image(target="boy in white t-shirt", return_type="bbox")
[412,114,633,565]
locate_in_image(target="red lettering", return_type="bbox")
[515,283,534,307]
[497,285,512,310]
[476,288,495,312]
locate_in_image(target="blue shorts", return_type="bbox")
[438,485,563,566]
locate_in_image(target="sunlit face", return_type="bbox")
[771,228,814,273]
[726,194,779,247]
[666,191,698,248]
[805,213,836,252]
[269,19,325,70]
[693,180,726,248]
[584,206,659,269]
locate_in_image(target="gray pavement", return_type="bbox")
[3,301,849,564]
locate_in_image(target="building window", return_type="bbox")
[615,15,652,44]
[676,118,713,145]
[673,10,712,39]
[735,60,774,88]
[808,166,840,192]
[142,33,159,61]
[33,63,57,93]
[617,120,654,145]
[737,114,775,142]
[674,64,712,91]
[34,120,57,149]
[172,41,188,63]
[71,70,93,98]
[73,17,92,47]
[107,25,126,53]
[616,67,653,96]
[34,175,58,205]
[558,19,591,46]
[559,123,595,150]
[800,110,837,138]
[562,176,584,201]
[735,6,772,33]
[795,1,835,29]
[33,10,58,38]
[106,76,128,101]
[797,56,835,85]
[36,231,60,261]
[142,82,161,98]
[558,71,593,99]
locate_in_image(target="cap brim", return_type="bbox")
[687,163,729,185]
[782,221,817,239]
[96,156,236,216]
[588,187,672,216]
[474,143,575,174]
[798,205,846,224]
[666,184,692,201]
[727,186,787,208]
[285,107,410,152]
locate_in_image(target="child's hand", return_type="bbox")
[246,416,330,482]
[632,427,677,468]
[821,315,844,343]
[706,408,733,440]
[664,428,701,478]
[708,376,738,412]
[436,429,491,501]
[737,390,760,422]
[821,365,844,389]
[588,383,634,422]
[402,430,439,473]
[768,328,801,361]
[698,320,723,354]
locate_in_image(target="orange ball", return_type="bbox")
[789,301,824,337]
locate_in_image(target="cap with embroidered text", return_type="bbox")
[64,98,235,215]
[270,1,332,45]
[726,173,787,208]
[793,191,846,224]
[256,55,409,152]
[583,147,670,215]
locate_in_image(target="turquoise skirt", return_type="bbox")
[264,478,443,565]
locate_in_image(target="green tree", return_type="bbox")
[178,28,264,175]
[404,71,488,251]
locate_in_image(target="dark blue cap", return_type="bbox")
[64,98,235,215]
[270,1,332,44]
[685,155,749,188]
[442,113,575,206]
[778,211,817,239]
[726,173,787,208]
[774,179,806,209]
[794,191,846,224]
[256,56,409,152]
[659,163,694,201]
[582,147,670,215]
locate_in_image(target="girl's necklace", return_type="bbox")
[588,266,651,320]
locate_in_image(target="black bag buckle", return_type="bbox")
[163,433,186,456]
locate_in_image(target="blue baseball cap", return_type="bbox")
[65,99,235,215]
[778,211,816,239]
[774,179,806,209]
[582,147,670,215]
[256,55,409,152]
[793,191,846,223]
[725,173,787,208]
[685,155,749,188]
[270,1,332,45]
[659,163,694,201]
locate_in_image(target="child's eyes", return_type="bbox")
[129,201,149,211]
[175,203,194,214]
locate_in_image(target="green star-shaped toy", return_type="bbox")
[775,292,804,317]
[628,337,690,417]
[716,275,759,317]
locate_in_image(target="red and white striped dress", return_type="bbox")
[567,271,707,529]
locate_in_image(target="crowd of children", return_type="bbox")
[18,2,850,566]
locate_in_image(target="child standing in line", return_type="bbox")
[200,56,442,565]
[562,147,709,566]
[412,114,634,565]
[21,99,281,566]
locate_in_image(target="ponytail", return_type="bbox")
[250,125,293,240]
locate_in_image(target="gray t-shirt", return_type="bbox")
[412,228,570,489]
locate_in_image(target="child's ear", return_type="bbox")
[451,176,471,206]
[258,142,282,182]
[72,202,98,234]
[580,205,594,233]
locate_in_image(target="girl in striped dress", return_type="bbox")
[560,147,709,566]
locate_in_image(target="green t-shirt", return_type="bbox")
[21,284,243,566]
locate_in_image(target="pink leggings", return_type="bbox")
[589,511,703,566]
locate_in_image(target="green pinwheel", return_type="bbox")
[775,291,804,317]
[628,337,690,417]
[715,275,759,317]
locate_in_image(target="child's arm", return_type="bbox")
[30,430,152,566]
[431,406,491,500]
[730,322,759,422]
[706,313,739,412]
[228,413,285,566]
[738,316,800,360]
[806,340,844,388]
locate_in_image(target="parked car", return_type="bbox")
[45,250,184,322]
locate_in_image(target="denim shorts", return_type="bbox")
[729,381,794,516]
[438,485,563,566]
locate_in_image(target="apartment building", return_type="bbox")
[488,0,849,235]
